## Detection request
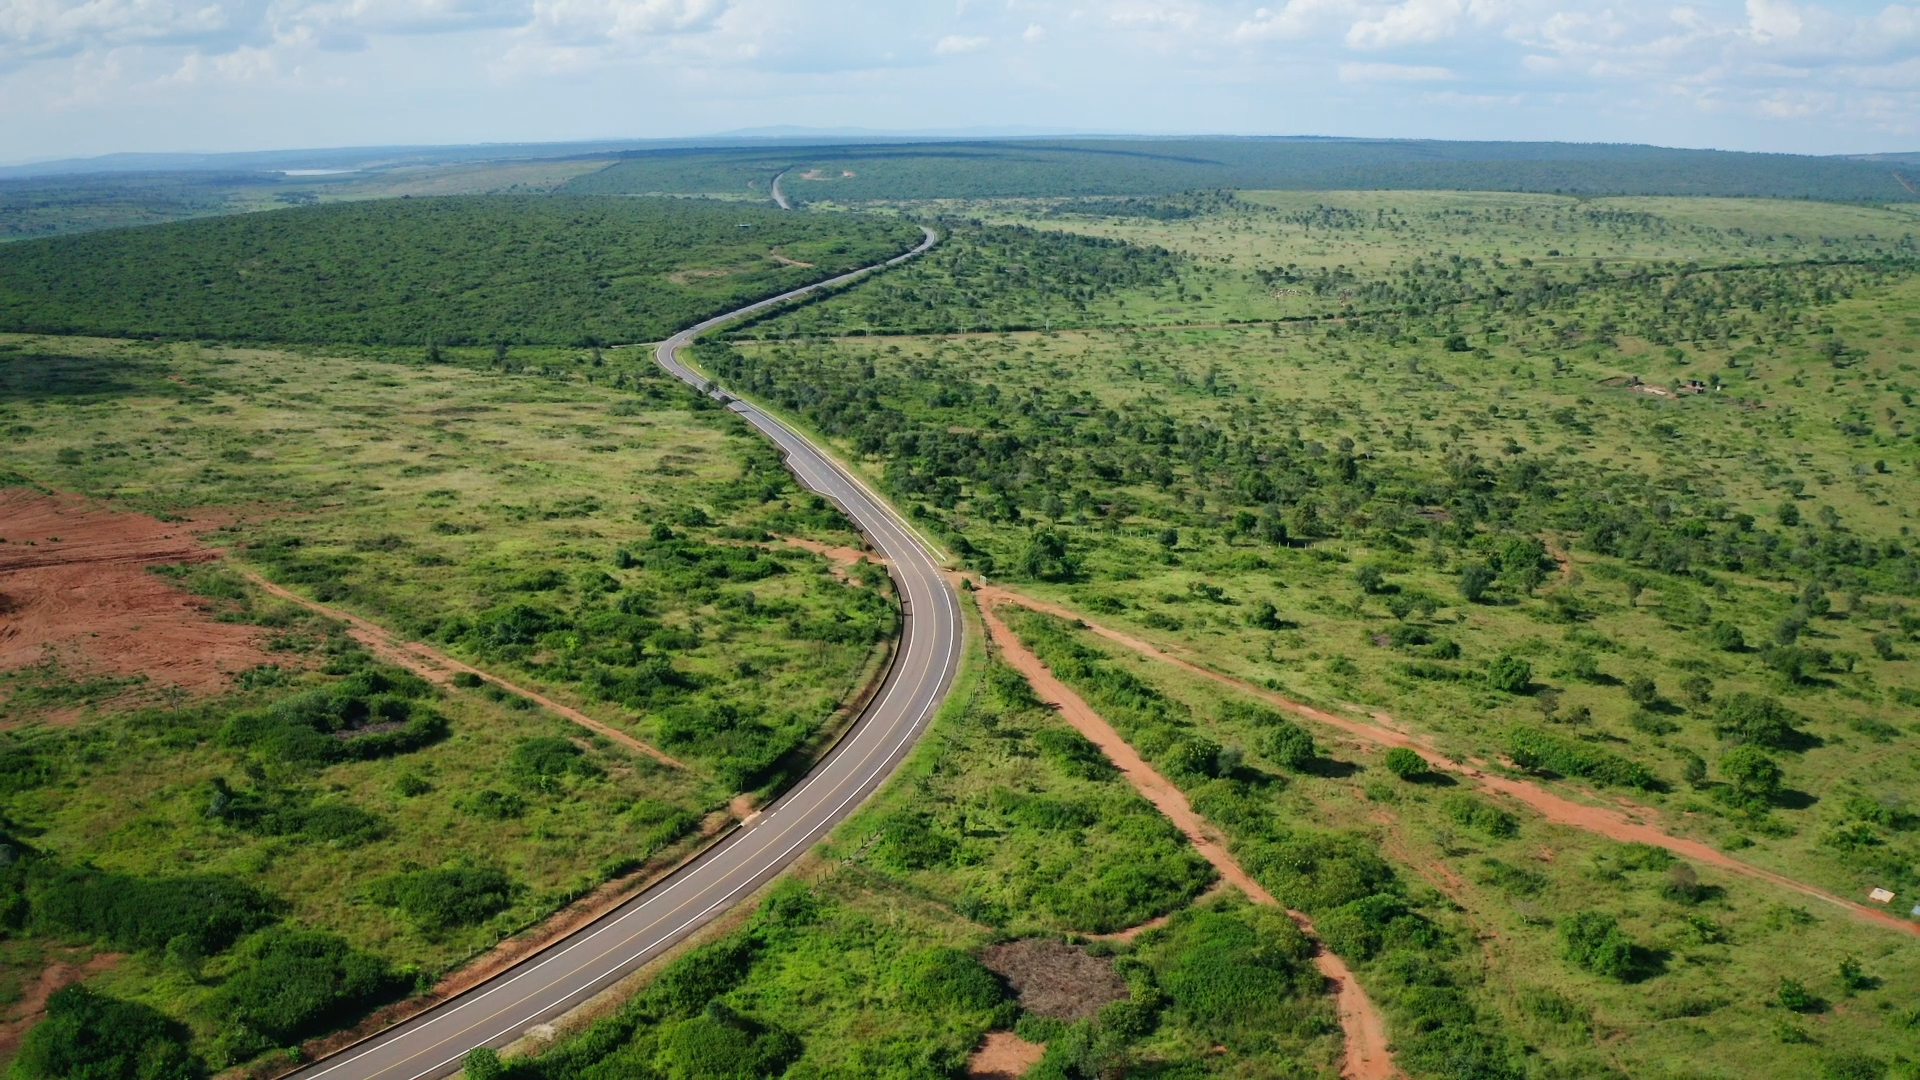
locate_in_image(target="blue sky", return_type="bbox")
[3,0,1918,163]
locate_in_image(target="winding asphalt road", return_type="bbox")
[288,228,956,1080]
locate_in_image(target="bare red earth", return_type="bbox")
[0,488,277,711]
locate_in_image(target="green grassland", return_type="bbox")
[0,336,899,1072]
[488,623,1341,1080]
[0,196,922,345]
[1009,608,1920,1079]
[673,190,1920,1076]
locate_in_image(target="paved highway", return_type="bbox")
[287,227,956,1080]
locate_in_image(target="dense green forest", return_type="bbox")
[567,138,1920,203]
[0,196,921,345]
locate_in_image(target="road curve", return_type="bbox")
[287,228,956,1080]
[770,168,793,210]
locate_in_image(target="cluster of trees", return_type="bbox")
[735,222,1182,337]
[0,195,921,345]
[1,838,400,1076]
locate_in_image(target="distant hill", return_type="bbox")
[566,137,1920,204]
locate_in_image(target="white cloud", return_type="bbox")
[1339,60,1455,79]
[935,33,989,53]
[1022,22,1046,43]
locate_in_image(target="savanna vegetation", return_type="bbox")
[482,645,1344,1080]
[652,188,1920,1075]
[0,332,901,1073]
[7,161,1920,1079]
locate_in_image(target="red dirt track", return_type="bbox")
[976,585,1920,939]
[977,596,1400,1080]
[0,488,275,708]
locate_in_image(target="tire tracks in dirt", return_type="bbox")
[236,570,686,769]
[974,585,1920,939]
[976,596,1400,1080]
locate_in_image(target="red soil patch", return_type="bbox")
[978,585,1920,940]
[0,951,122,1059]
[237,571,685,769]
[776,535,884,580]
[0,488,277,715]
[967,1031,1046,1079]
[978,597,1399,1080]
[979,938,1128,1022]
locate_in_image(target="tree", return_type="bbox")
[1263,722,1317,771]
[1625,675,1659,706]
[1713,693,1800,748]
[1679,675,1713,707]
[1776,976,1816,1012]
[1777,501,1800,527]
[1679,750,1707,788]
[1486,655,1532,694]
[1157,527,1179,551]
[1705,621,1745,651]
[1019,528,1080,582]
[1383,747,1426,780]
[1354,565,1385,594]
[1719,746,1784,806]
[1458,563,1494,603]
[1248,600,1283,630]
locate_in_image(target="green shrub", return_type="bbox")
[902,947,1007,1014]
[1705,621,1746,651]
[1260,721,1317,771]
[368,867,514,930]
[28,867,277,956]
[506,736,604,792]
[458,790,527,820]
[209,927,396,1051]
[1486,655,1533,694]
[461,1047,505,1080]
[1144,905,1318,1047]
[219,668,445,766]
[10,984,203,1080]
[1712,692,1802,749]
[655,1002,801,1080]
[872,811,957,871]
[1777,976,1819,1013]
[1508,726,1655,789]
[1719,746,1785,807]
[642,937,757,1020]
[1821,1052,1888,1080]
[1032,727,1117,781]
[1383,747,1427,780]
[1446,794,1520,838]
[1559,910,1636,980]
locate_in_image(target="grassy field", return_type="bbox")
[677,189,1920,1076]
[0,336,897,1072]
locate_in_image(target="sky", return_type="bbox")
[2,0,1918,164]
